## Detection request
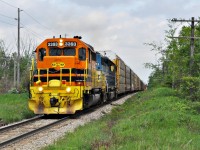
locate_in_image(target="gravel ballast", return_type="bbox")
[3,93,135,150]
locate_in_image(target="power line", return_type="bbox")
[23,10,55,34]
[21,22,45,40]
[171,18,200,23]
[0,12,15,19]
[0,0,56,37]
[0,0,18,9]
[171,17,200,77]
[23,27,44,40]
[0,19,16,26]
[167,36,200,40]
[23,10,50,30]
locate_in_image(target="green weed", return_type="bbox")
[0,93,34,124]
[44,88,200,150]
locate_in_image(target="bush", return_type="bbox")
[180,77,200,101]
[8,88,19,94]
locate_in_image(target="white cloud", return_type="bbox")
[68,0,134,8]
[0,0,199,83]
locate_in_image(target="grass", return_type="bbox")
[44,88,200,150]
[0,93,34,124]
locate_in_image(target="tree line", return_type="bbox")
[0,37,36,93]
[146,20,200,101]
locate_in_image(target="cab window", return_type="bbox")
[49,48,62,56]
[63,48,76,56]
[88,49,91,62]
[92,51,96,61]
[79,48,86,60]
[38,48,46,61]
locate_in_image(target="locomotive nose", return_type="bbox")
[50,97,58,107]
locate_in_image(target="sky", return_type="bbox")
[0,0,199,84]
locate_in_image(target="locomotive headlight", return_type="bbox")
[59,42,63,46]
[59,39,63,46]
[66,87,71,93]
[38,86,43,92]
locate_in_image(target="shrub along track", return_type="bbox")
[0,93,135,150]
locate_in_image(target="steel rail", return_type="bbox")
[0,116,69,148]
[0,115,43,133]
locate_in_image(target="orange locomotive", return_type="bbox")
[29,36,145,114]
[29,36,116,114]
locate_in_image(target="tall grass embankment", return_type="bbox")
[45,88,200,150]
[0,93,34,125]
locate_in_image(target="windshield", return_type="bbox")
[63,48,76,56]
[49,48,76,56]
[49,48,62,56]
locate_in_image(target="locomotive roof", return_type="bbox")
[101,55,116,66]
[83,42,95,52]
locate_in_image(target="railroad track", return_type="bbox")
[0,115,42,133]
[0,104,104,149]
[0,115,69,148]
[0,92,136,149]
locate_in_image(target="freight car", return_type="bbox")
[29,36,145,114]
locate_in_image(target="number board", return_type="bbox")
[47,42,58,47]
[65,41,77,47]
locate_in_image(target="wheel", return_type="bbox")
[101,92,107,103]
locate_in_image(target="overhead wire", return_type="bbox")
[0,0,56,39]
[21,10,53,40]
[23,10,51,31]
[0,0,18,27]
[0,0,17,26]
[22,10,57,36]
[20,22,45,40]
[0,0,18,9]
[0,12,15,20]
[0,19,16,26]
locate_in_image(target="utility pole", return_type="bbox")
[17,8,21,92]
[171,17,200,76]
[14,54,16,88]
[190,17,195,76]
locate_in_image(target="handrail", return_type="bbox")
[35,67,87,86]
[29,58,34,86]
[47,68,49,84]
[38,68,40,81]
[84,69,86,85]
[69,68,71,85]
[84,58,88,85]
[60,68,62,81]
[32,58,34,72]
[86,58,88,77]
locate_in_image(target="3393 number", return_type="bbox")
[65,42,77,47]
